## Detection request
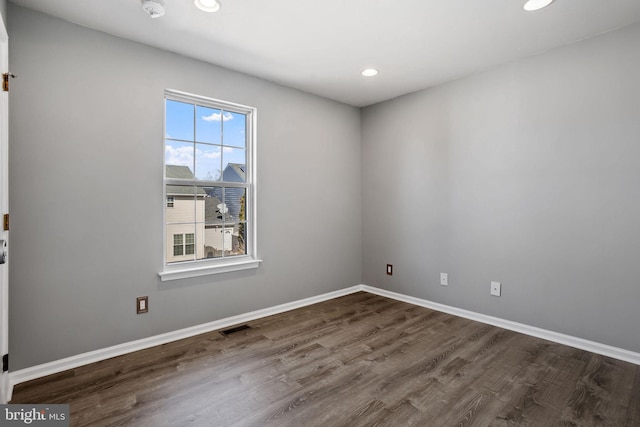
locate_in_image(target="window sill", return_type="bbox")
[158,258,262,282]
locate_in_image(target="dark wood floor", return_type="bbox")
[11,292,640,426]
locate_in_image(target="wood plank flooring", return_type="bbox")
[11,292,640,426]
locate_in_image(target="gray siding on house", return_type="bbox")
[7,4,362,370]
[361,21,640,353]
[209,163,245,223]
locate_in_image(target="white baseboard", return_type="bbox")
[360,285,640,366]
[8,286,362,401]
[8,284,640,402]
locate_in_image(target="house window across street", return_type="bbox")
[172,233,195,257]
[173,234,184,256]
[185,233,195,255]
[160,90,260,280]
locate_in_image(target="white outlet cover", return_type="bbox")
[491,281,501,296]
[440,273,448,286]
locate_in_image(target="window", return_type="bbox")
[185,233,195,255]
[160,90,260,281]
[172,233,195,257]
[173,234,183,256]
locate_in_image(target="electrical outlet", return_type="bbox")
[386,264,393,276]
[490,281,501,297]
[137,296,148,314]
[440,273,448,286]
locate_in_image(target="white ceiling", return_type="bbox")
[9,0,640,107]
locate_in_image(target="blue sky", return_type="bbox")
[165,100,246,181]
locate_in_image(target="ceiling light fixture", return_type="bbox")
[523,0,555,12]
[195,0,221,13]
[142,0,165,18]
[361,68,379,77]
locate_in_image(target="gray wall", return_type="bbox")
[0,0,5,30]
[362,22,640,353]
[8,2,640,371]
[0,0,7,27]
[8,5,362,370]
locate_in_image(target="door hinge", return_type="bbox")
[3,214,7,231]
[2,354,7,372]
[2,73,16,92]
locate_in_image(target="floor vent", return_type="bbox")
[219,324,252,336]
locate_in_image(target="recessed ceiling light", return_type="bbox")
[524,0,555,12]
[361,68,379,77]
[195,0,221,13]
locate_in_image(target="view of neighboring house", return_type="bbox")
[165,164,246,264]
[209,162,246,221]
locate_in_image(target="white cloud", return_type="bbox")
[166,145,222,165]
[166,145,225,180]
[200,149,221,159]
[165,145,193,167]
[202,112,234,122]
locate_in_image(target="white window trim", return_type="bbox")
[159,258,262,281]
[159,89,261,281]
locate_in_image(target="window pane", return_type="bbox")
[222,148,246,183]
[223,111,246,148]
[201,186,225,259]
[167,224,196,263]
[165,184,197,225]
[204,186,224,225]
[224,187,246,224]
[229,222,247,256]
[195,106,222,144]
[166,100,194,141]
[195,143,222,181]
[165,141,195,173]
[202,227,227,259]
